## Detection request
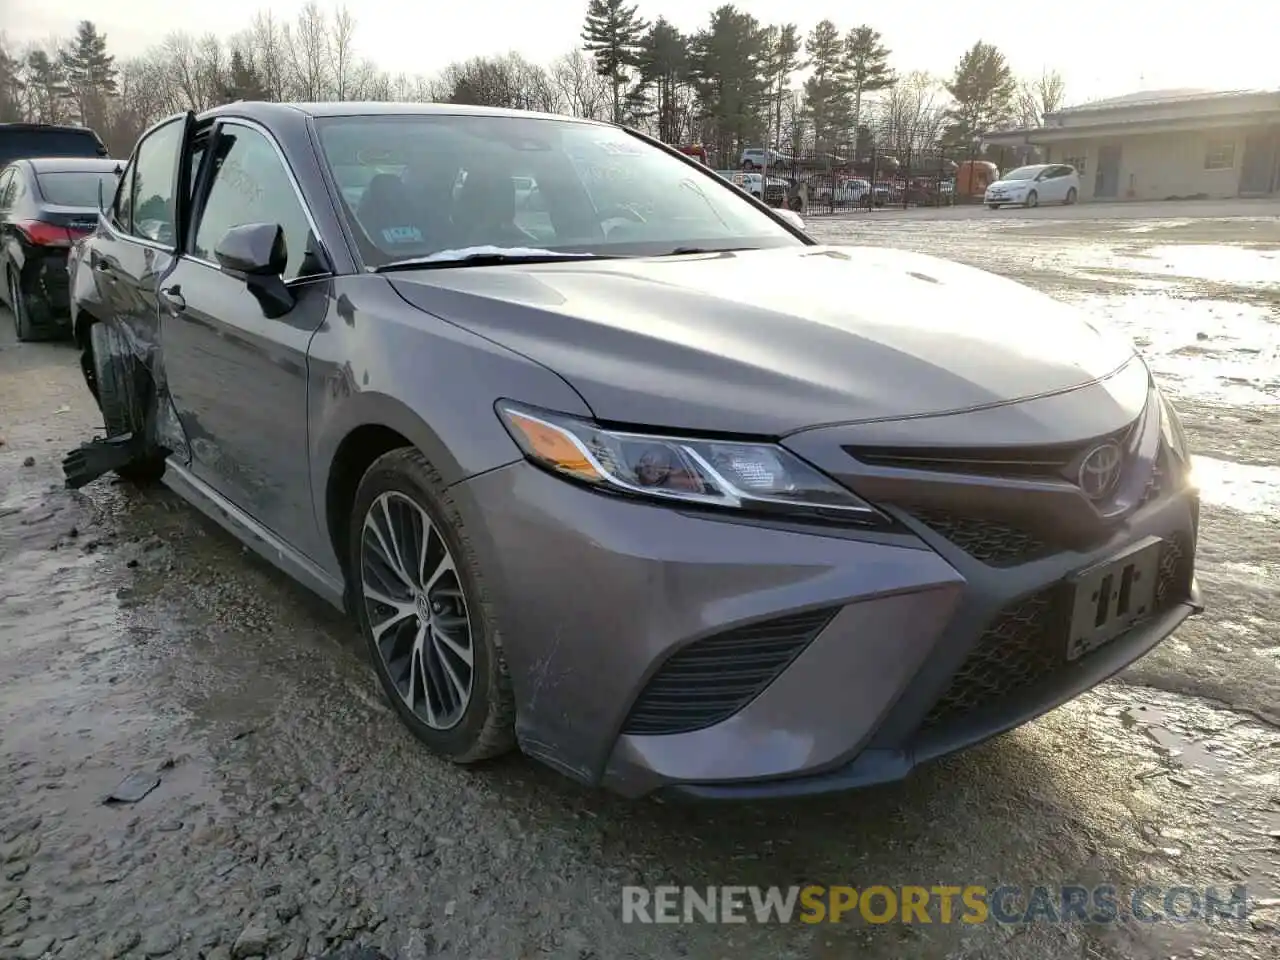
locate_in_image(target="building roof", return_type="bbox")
[985,86,1280,146]
[1052,87,1276,117]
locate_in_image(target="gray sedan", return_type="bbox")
[63,102,1201,799]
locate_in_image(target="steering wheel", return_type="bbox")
[598,204,646,224]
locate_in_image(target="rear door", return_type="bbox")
[87,113,194,351]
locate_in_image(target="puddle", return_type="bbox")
[1118,703,1231,774]
[1189,455,1280,515]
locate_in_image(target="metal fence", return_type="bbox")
[720,120,993,215]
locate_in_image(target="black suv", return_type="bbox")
[0,123,109,168]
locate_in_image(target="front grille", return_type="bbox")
[845,420,1140,485]
[908,509,1053,567]
[620,607,840,736]
[921,536,1192,730]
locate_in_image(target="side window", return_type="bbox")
[131,119,184,246]
[193,124,314,282]
[111,157,135,232]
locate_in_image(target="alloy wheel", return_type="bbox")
[360,490,474,729]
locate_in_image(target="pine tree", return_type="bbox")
[689,5,772,164]
[24,49,72,124]
[581,0,648,124]
[634,18,689,143]
[59,21,116,128]
[843,26,895,136]
[943,41,1017,154]
[803,20,850,157]
[221,48,267,102]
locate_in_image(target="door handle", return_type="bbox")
[160,285,186,312]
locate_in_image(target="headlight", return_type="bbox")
[496,401,884,524]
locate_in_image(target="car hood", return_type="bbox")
[387,245,1137,436]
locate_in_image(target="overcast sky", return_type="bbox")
[5,0,1276,106]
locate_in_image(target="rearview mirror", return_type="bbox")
[215,222,288,276]
[214,222,294,318]
[776,208,805,232]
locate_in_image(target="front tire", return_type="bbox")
[1066,187,1078,205]
[987,204,1000,210]
[87,321,166,484]
[350,447,515,763]
[1025,190,1039,208]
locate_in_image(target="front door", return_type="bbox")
[159,118,332,559]
[1239,130,1280,196]
[1094,145,1122,199]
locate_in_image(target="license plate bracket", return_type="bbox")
[1066,536,1163,661]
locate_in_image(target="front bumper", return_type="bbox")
[457,458,1200,799]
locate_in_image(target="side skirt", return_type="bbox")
[162,460,348,611]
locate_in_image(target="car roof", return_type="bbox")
[26,157,122,173]
[198,100,612,127]
[0,122,103,136]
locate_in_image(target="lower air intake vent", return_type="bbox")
[620,607,840,736]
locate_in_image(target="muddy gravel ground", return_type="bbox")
[2,201,1279,960]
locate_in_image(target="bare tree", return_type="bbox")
[440,53,555,112]
[286,1,330,100]
[157,33,226,111]
[879,70,947,158]
[328,6,358,101]
[245,13,289,100]
[1016,69,1066,127]
[548,48,609,119]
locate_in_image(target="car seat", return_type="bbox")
[448,160,538,249]
[356,174,429,252]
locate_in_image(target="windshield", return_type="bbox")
[1001,166,1044,181]
[35,170,118,207]
[315,114,801,266]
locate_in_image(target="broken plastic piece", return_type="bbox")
[104,770,161,804]
[62,434,147,489]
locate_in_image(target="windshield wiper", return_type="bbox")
[373,248,618,273]
[660,246,759,256]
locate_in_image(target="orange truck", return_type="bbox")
[955,160,999,199]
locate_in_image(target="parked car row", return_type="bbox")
[714,169,790,206]
[0,122,121,341]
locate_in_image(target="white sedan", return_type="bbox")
[985,163,1080,209]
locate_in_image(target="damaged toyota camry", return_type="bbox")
[64,102,1201,799]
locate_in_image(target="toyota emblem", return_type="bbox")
[1077,441,1123,500]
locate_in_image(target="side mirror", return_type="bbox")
[777,208,805,232]
[214,222,294,318]
[214,222,287,276]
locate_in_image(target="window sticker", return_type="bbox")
[381,225,424,244]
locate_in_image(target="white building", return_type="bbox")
[985,88,1280,201]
